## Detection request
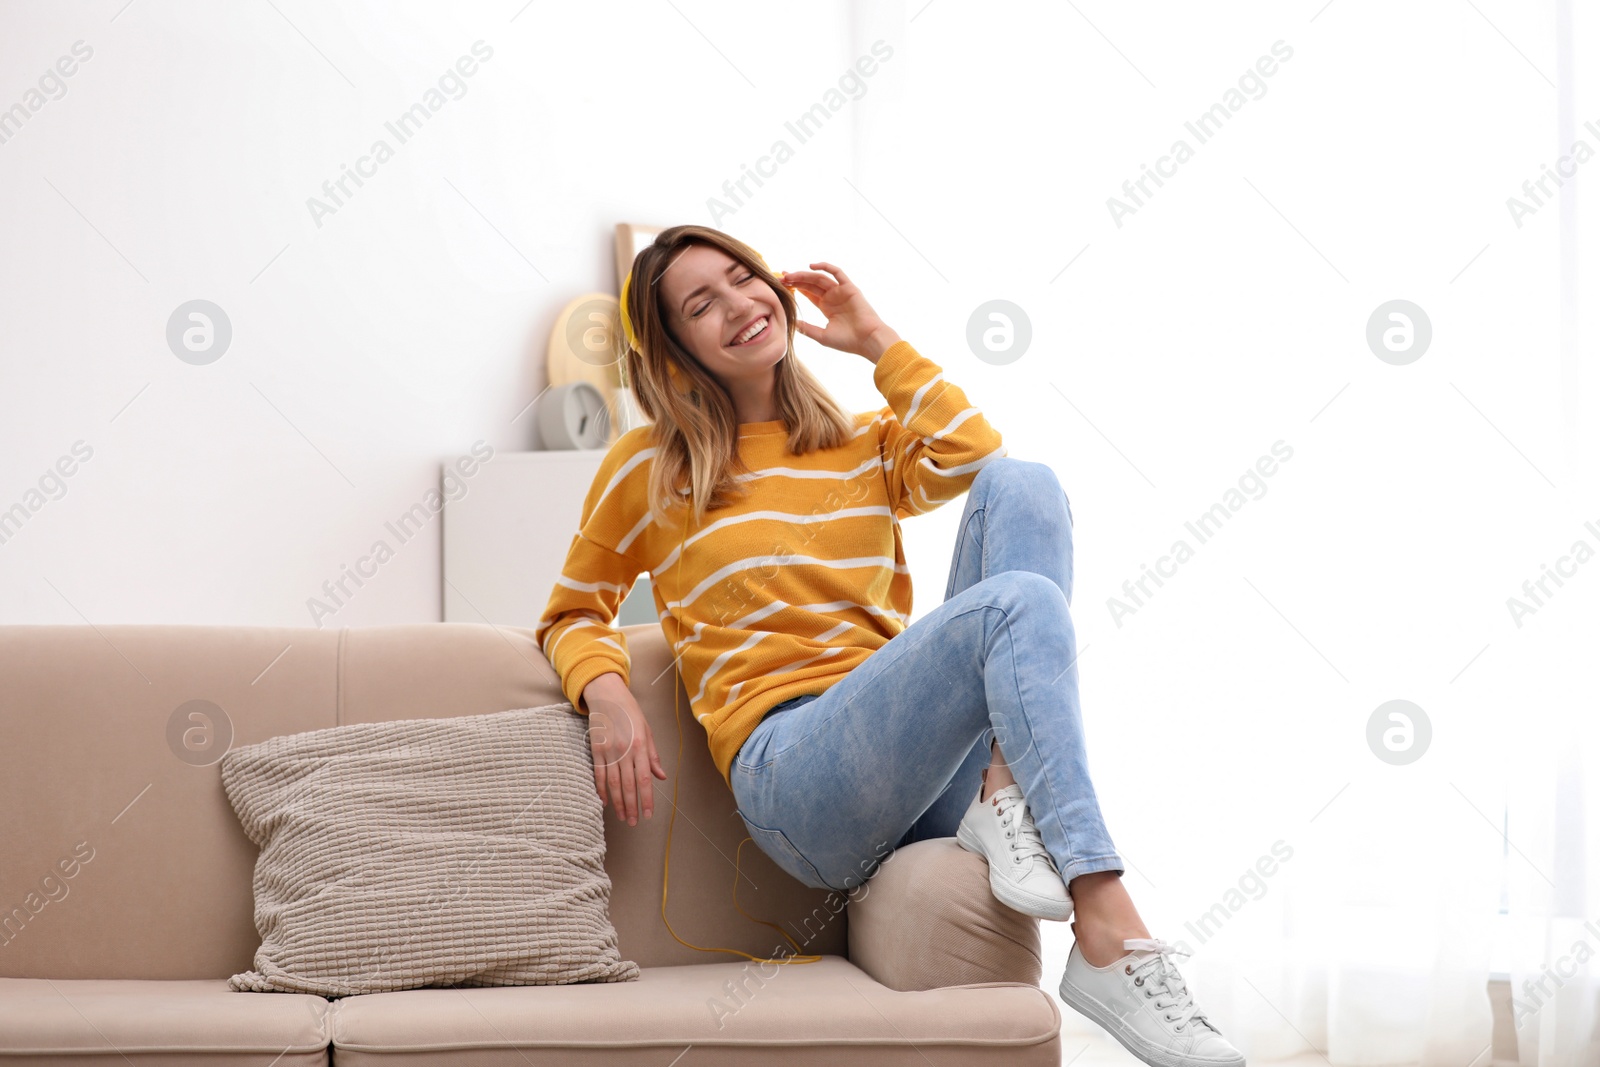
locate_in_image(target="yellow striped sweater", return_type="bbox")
[534,339,1006,788]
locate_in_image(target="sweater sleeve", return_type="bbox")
[533,433,652,714]
[873,339,1007,520]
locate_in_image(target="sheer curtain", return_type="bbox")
[1502,1,1600,1063]
[1506,652,1599,1067]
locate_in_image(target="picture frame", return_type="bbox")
[614,222,663,296]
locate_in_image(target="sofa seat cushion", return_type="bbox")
[0,977,329,1065]
[329,955,1060,1066]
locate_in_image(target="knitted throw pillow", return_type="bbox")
[220,703,639,995]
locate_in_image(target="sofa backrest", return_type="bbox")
[0,622,846,979]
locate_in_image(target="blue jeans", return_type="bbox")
[729,457,1125,893]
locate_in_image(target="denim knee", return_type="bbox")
[971,458,1072,528]
[973,568,1069,617]
[973,456,1059,493]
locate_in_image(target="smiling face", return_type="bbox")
[655,243,789,389]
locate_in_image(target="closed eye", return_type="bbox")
[692,271,758,318]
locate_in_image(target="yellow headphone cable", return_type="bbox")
[656,483,821,967]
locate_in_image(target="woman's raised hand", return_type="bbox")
[782,261,902,363]
[581,672,667,826]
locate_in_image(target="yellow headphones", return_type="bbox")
[635,247,821,967]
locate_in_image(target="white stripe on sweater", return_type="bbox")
[667,554,908,611]
[906,373,945,425]
[653,505,893,573]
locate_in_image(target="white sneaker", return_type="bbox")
[955,782,1074,921]
[1058,938,1245,1067]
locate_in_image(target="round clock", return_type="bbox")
[536,381,610,450]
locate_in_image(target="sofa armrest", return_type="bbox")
[847,838,1043,992]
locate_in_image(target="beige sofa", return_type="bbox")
[0,621,1061,1065]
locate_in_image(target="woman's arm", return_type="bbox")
[533,434,667,825]
[578,669,666,827]
[534,428,654,710]
[872,339,1006,519]
[783,262,1005,519]
[533,527,641,714]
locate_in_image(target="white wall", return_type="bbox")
[0,0,872,627]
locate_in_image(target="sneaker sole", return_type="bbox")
[1057,971,1245,1067]
[955,822,1075,922]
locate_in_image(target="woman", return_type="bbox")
[535,224,1243,1066]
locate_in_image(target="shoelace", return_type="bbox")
[1122,939,1220,1035]
[992,788,1057,870]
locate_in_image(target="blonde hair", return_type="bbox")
[620,225,856,529]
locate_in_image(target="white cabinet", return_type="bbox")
[442,450,656,628]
